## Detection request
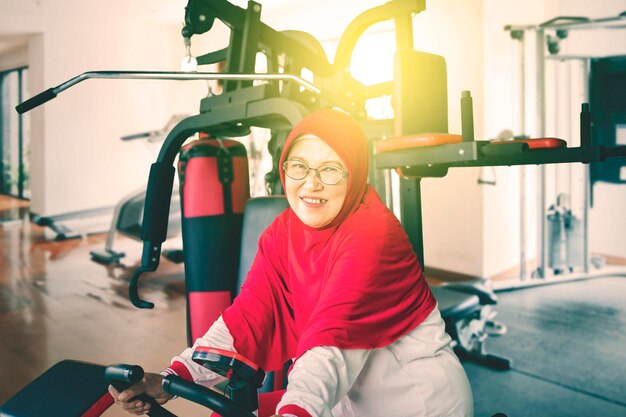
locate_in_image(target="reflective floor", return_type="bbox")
[0,196,206,415]
[466,276,626,417]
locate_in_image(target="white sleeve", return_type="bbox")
[162,316,235,387]
[276,346,371,417]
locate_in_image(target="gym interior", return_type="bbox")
[1,0,625,416]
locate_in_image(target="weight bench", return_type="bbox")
[0,360,113,417]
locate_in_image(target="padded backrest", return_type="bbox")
[236,196,290,294]
[235,196,291,392]
[394,48,448,135]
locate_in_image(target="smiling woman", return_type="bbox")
[109,109,472,417]
[283,137,349,229]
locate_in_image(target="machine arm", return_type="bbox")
[15,71,321,114]
[182,0,332,78]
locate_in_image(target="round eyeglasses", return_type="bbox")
[282,160,348,185]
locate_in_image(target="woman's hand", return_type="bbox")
[108,372,173,415]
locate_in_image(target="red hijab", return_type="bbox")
[223,110,436,371]
[278,109,369,228]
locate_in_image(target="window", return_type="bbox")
[0,66,29,199]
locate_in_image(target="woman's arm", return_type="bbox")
[109,317,235,414]
[162,316,234,386]
[276,346,371,417]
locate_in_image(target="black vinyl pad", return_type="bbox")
[0,360,110,417]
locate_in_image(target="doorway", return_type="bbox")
[0,66,30,200]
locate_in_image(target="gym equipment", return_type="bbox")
[192,347,265,413]
[235,196,292,392]
[90,116,186,265]
[15,0,513,371]
[124,0,429,310]
[590,56,626,187]
[105,364,176,417]
[546,193,583,274]
[30,205,114,241]
[0,360,112,417]
[89,186,182,265]
[162,373,257,417]
[0,356,259,417]
[1,346,512,417]
[375,99,626,287]
[177,138,250,345]
[503,13,626,285]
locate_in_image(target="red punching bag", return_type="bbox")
[178,137,250,346]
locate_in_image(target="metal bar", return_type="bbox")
[375,145,606,170]
[581,62,591,274]
[53,71,321,95]
[518,33,527,281]
[375,142,481,169]
[237,1,262,89]
[17,69,24,199]
[0,73,5,195]
[395,13,414,50]
[546,54,622,61]
[31,205,115,225]
[493,265,626,292]
[17,70,323,114]
[504,14,626,32]
[334,0,426,72]
[602,145,626,158]
[536,29,547,279]
[400,177,424,266]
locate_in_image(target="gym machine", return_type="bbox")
[500,12,626,288]
[29,205,114,241]
[14,0,510,374]
[20,0,626,415]
[89,115,186,265]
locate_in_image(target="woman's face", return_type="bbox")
[284,137,348,228]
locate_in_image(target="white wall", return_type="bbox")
[413,0,485,276]
[0,47,27,73]
[482,0,553,279]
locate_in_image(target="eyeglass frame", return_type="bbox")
[282,160,349,185]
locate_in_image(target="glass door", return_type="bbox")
[0,66,30,199]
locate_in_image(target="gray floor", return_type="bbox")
[463,276,626,417]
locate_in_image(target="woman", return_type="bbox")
[110,109,473,417]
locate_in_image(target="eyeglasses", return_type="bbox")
[282,160,348,185]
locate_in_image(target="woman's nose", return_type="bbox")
[303,169,322,189]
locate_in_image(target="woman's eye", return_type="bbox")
[321,166,340,173]
[293,162,307,169]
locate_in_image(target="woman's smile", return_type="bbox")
[300,196,327,206]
